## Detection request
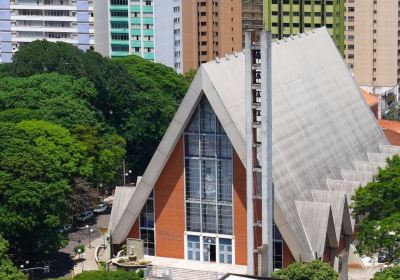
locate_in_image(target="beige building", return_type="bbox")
[345,0,400,94]
[182,0,243,72]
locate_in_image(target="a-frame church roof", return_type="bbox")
[110,28,394,261]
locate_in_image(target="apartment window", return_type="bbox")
[110,10,128,17]
[111,44,129,52]
[110,0,127,5]
[111,21,128,29]
[111,33,129,40]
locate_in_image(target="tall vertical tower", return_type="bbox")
[345,0,400,95]
[264,0,345,54]
[245,29,273,277]
[0,0,94,63]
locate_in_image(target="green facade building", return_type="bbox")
[109,0,154,60]
[264,0,345,54]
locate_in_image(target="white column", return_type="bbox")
[244,31,254,275]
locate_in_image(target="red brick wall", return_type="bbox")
[283,240,295,267]
[233,151,247,265]
[127,220,140,239]
[124,138,299,268]
[154,137,185,259]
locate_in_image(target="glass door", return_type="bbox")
[203,237,216,262]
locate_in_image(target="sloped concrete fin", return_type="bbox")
[295,201,337,258]
[341,169,374,187]
[367,153,392,164]
[311,190,349,243]
[354,161,386,175]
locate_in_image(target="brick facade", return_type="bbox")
[125,135,297,267]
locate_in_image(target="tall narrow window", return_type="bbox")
[184,96,234,263]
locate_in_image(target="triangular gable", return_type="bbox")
[311,190,352,242]
[295,201,337,258]
[111,64,248,244]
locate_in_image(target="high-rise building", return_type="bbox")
[345,0,400,94]
[95,0,154,60]
[242,0,264,31]
[153,0,183,72]
[0,0,94,63]
[154,0,243,73]
[263,0,345,54]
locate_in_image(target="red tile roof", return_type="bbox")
[378,119,400,134]
[361,89,378,107]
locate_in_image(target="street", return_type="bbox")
[46,210,111,279]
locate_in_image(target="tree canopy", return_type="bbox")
[352,155,400,263]
[2,40,189,175]
[0,39,189,263]
[271,260,338,280]
[0,120,91,259]
[0,237,27,280]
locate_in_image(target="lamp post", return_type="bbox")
[86,225,94,248]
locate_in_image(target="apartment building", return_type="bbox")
[98,0,154,59]
[345,0,400,95]
[0,0,94,63]
[154,0,242,73]
[264,0,345,54]
[153,0,183,72]
[242,0,264,31]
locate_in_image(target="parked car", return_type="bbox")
[59,224,72,233]
[77,210,93,222]
[93,203,108,214]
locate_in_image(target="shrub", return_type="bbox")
[373,266,400,280]
[272,260,338,280]
[73,270,143,280]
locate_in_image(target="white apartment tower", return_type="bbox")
[0,0,94,63]
[154,0,182,73]
[345,0,400,95]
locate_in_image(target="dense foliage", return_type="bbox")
[373,266,400,280]
[72,270,143,280]
[271,260,338,280]
[0,236,27,280]
[352,155,400,263]
[0,40,189,262]
[2,40,189,175]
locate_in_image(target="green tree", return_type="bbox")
[352,155,400,263]
[0,73,126,189]
[373,266,400,280]
[2,41,190,175]
[0,121,91,259]
[272,260,338,280]
[184,69,197,84]
[73,270,143,280]
[0,237,27,280]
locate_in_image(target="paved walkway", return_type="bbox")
[348,265,384,280]
[73,236,106,275]
[145,255,247,275]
